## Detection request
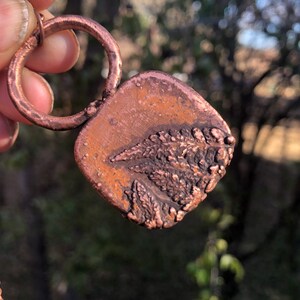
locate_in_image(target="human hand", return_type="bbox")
[0,0,79,152]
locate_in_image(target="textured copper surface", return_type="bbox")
[75,71,235,229]
[8,15,122,130]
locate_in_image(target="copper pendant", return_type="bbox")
[8,15,235,229]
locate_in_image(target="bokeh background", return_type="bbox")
[1,0,300,299]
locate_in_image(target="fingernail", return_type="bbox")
[0,116,19,152]
[0,0,29,52]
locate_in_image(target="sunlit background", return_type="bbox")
[1,0,300,299]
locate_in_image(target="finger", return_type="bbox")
[0,69,53,124]
[0,114,19,152]
[0,1,79,73]
[0,0,37,70]
[28,0,54,11]
[26,10,80,73]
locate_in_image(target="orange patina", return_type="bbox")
[75,71,235,229]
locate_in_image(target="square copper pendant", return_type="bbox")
[8,15,235,230]
[74,71,235,229]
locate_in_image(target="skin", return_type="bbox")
[0,0,80,152]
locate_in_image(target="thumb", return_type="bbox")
[0,0,37,70]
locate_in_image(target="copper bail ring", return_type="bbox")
[34,10,45,46]
[8,15,122,131]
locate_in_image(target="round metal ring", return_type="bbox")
[8,15,122,130]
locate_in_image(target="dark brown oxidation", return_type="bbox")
[125,180,169,229]
[74,71,235,229]
[110,126,234,229]
[7,15,122,130]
